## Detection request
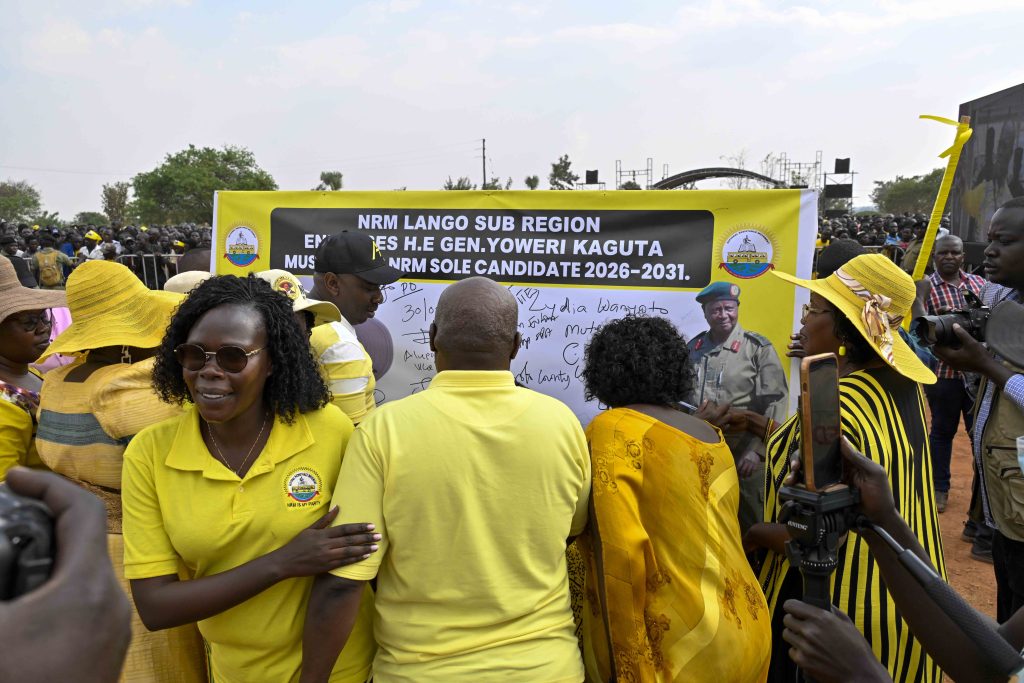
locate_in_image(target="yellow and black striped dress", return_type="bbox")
[759,366,944,682]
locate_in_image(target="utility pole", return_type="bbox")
[482,138,486,189]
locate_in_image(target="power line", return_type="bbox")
[0,164,134,176]
[268,139,480,170]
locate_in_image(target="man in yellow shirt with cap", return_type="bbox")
[307,231,403,424]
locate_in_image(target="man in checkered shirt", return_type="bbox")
[935,197,1024,623]
[922,235,986,515]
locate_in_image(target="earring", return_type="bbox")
[121,345,132,364]
[838,344,847,357]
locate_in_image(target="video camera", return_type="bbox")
[913,290,990,348]
[0,483,54,600]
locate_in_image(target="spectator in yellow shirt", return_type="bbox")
[0,257,65,480]
[308,231,403,423]
[301,277,591,683]
[123,274,378,683]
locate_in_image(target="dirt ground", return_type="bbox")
[940,430,996,617]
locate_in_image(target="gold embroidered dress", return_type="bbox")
[580,408,770,683]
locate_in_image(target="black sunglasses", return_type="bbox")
[174,343,265,373]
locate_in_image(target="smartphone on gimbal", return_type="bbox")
[798,353,843,492]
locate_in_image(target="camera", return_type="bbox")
[0,483,54,600]
[913,290,990,348]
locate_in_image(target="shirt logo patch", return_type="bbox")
[283,467,323,508]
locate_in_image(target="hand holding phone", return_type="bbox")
[799,353,843,492]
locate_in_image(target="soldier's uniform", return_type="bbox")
[687,283,789,534]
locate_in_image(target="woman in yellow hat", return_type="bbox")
[739,253,943,682]
[34,260,206,682]
[0,257,66,480]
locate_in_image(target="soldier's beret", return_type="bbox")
[696,282,740,305]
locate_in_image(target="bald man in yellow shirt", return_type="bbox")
[300,277,591,683]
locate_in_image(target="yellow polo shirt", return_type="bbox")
[311,319,376,424]
[122,404,375,683]
[330,370,591,683]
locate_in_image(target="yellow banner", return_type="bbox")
[214,190,817,419]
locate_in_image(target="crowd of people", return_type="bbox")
[0,198,1023,683]
[817,212,953,275]
[0,220,213,290]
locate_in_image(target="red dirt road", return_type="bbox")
[940,430,996,617]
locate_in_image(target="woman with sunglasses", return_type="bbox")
[35,260,205,682]
[0,257,65,480]
[123,274,377,683]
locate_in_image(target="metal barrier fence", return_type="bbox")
[16,252,182,290]
[115,253,181,290]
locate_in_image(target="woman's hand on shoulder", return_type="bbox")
[696,401,748,433]
[270,506,380,580]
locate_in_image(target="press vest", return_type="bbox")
[979,361,1024,542]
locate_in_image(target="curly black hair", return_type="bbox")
[582,315,696,408]
[152,274,330,423]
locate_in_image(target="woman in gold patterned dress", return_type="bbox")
[576,315,770,683]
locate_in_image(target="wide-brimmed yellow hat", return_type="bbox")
[39,261,183,359]
[255,269,341,326]
[773,253,936,385]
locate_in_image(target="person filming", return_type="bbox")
[930,198,1024,623]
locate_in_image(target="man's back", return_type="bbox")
[331,370,590,682]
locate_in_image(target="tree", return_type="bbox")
[131,144,277,224]
[524,175,539,190]
[443,176,476,190]
[101,182,131,225]
[0,180,42,223]
[549,155,578,190]
[73,211,109,226]
[870,168,943,214]
[314,171,343,191]
[481,176,512,190]
[34,211,63,228]
[719,150,753,189]
[619,180,642,190]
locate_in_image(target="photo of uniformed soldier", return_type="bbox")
[687,281,789,534]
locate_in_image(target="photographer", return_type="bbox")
[921,235,987,516]
[933,197,1024,623]
[782,439,1023,683]
[0,467,131,681]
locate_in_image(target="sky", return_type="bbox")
[1,0,1022,219]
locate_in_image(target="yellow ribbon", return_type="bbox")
[905,115,974,327]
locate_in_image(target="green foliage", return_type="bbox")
[34,210,63,228]
[548,155,578,190]
[314,171,343,191]
[481,176,512,190]
[442,176,476,190]
[0,180,42,223]
[101,182,131,225]
[73,211,109,227]
[870,168,943,214]
[524,175,540,190]
[619,180,642,190]
[131,144,277,224]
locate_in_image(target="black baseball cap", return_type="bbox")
[313,231,404,284]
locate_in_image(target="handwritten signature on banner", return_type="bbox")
[378,282,677,403]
